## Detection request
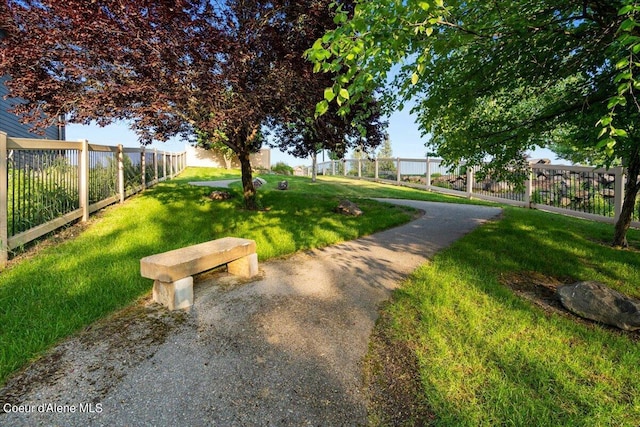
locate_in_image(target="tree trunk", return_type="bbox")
[612,145,640,247]
[311,151,318,183]
[238,149,258,210]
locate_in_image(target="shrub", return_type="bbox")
[272,161,293,175]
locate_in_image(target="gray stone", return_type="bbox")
[277,180,288,190]
[335,199,363,216]
[253,177,267,188]
[557,281,640,331]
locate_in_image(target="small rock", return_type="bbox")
[335,199,363,216]
[557,281,640,331]
[253,177,267,188]
[277,180,288,190]
[208,190,232,201]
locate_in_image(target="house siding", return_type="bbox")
[0,77,63,140]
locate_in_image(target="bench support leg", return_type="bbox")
[227,253,259,278]
[153,276,194,310]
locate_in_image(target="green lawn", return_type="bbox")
[1,167,638,427]
[367,207,640,426]
[0,168,457,385]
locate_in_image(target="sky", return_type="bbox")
[65,106,562,168]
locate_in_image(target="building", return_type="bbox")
[1,77,65,140]
[1,77,66,170]
[185,145,271,170]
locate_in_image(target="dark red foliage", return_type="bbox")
[0,0,363,208]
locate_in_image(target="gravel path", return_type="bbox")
[188,179,240,188]
[0,199,501,426]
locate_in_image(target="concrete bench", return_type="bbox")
[140,237,258,310]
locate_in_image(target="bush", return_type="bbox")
[272,161,293,175]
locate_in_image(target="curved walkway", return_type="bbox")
[0,200,501,426]
[188,179,240,188]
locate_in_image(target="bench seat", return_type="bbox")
[140,237,258,310]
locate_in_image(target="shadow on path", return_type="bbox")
[0,200,501,426]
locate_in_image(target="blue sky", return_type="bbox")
[65,107,560,167]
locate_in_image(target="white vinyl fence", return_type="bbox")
[0,131,186,265]
[309,157,640,229]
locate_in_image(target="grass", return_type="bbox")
[0,167,463,385]
[2,166,639,426]
[371,207,640,426]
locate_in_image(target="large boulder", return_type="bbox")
[335,199,363,217]
[557,281,640,331]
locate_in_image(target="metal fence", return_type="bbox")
[0,132,186,265]
[308,157,639,228]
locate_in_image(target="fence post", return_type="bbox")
[426,157,431,190]
[466,165,474,198]
[358,159,362,178]
[154,149,158,184]
[0,132,8,266]
[118,144,125,203]
[613,166,625,223]
[375,158,379,179]
[80,139,89,221]
[343,160,347,177]
[396,157,401,183]
[141,147,146,190]
[331,160,335,176]
[525,167,533,208]
[163,152,167,180]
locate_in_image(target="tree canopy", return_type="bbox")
[308,0,640,246]
[0,0,384,209]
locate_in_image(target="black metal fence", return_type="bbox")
[0,133,186,264]
[309,157,639,227]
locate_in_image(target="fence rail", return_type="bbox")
[308,157,640,229]
[0,131,186,265]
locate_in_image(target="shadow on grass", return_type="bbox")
[384,207,640,425]
[0,170,419,385]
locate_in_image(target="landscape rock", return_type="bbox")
[557,281,640,331]
[253,177,267,188]
[277,180,288,190]
[335,199,363,217]
[208,190,232,201]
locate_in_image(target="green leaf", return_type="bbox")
[620,19,638,32]
[599,116,612,126]
[619,5,634,15]
[324,87,335,102]
[311,38,323,51]
[616,58,630,69]
[596,137,616,150]
[614,128,628,137]
[315,100,329,117]
[411,73,419,85]
[598,127,608,138]
[334,12,347,24]
[607,96,627,109]
[339,88,350,100]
